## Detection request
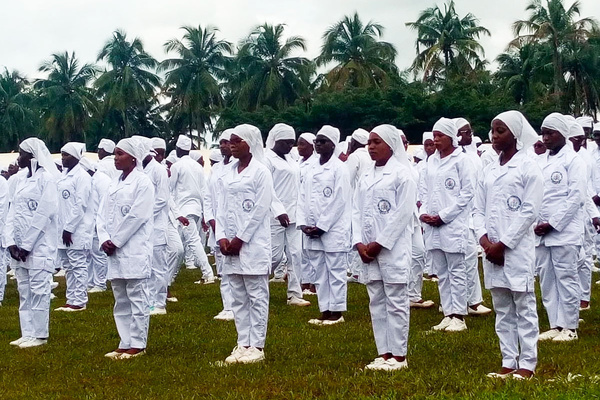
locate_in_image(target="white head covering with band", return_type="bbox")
[189,150,203,162]
[299,132,316,144]
[220,128,234,142]
[79,157,96,173]
[370,124,410,167]
[176,135,192,151]
[61,142,86,160]
[152,137,166,150]
[492,110,539,151]
[19,137,61,178]
[351,128,369,145]
[116,137,147,171]
[422,131,434,144]
[266,123,296,149]
[316,125,340,145]
[209,149,223,163]
[541,113,570,138]
[98,138,116,153]
[576,116,594,130]
[432,117,459,147]
[233,124,264,162]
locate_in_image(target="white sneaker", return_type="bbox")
[19,338,47,348]
[365,357,387,370]
[225,346,248,364]
[432,316,452,331]
[538,328,561,341]
[592,266,600,273]
[88,286,105,293]
[54,269,65,277]
[7,269,15,276]
[51,281,59,289]
[322,316,345,326]
[166,296,178,303]
[119,350,146,359]
[203,276,215,285]
[410,300,435,308]
[552,329,578,342]
[380,358,408,371]
[468,304,492,315]
[214,310,235,321]
[238,347,265,364]
[194,280,203,284]
[287,296,311,307]
[50,293,56,300]
[186,265,198,270]
[347,275,359,283]
[10,337,31,346]
[445,318,467,332]
[308,318,325,325]
[55,305,86,312]
[149,307,167,315]
[105,350,126,359]
[269,277,286,283]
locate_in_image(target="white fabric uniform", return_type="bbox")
[589,146,600,257]
[535,145,586,330]
[216,158,273,348]
[353,157,416,356]
[170,155,213,278]
[419,147,475,316]
[85,171,112,290]
[57,163,92,307]
[4,168,58,339]
[473,151,543,371]
[298,154,317,284]
[97,169,154,349]
[297,155,352,312]
[97,156,119,180]
[0,176,8,302]
[263,149,303,299]
[166,197,185,285]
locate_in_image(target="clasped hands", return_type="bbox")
[219,237,243,256]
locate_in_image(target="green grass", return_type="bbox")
[1,267,600,399]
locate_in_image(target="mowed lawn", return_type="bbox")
[2,266,600,399]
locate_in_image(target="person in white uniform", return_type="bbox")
[264,123,311,307]
[474,111,542,380]
[170,135,214,282]
[297,125,352,325]
[535,113,586,342]
[353,124,416,372]
[5,138,60,348]
[55,142,93,312]
[206,129,235,321]
[217,124,273,365]
[79,157,111,293]
[97,138,119,180]
[0,175,8,305]
[98,137,154,360]
[297,133,318,296]
[418,132,437,281]
[419,117,475,332]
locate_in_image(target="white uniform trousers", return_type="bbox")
[59,248,89,307]
[270,223,302,299]
[16,267,52,338]
[214,247,233,310]
[88,234,107,290]
[229,274,269,348]
[180,215,214,279]
[408,227,426,302]
[490,288,538,371]
[466,230,483,306]
[430,249,467,316]
[306,250,348,312]
[347,250,361,277]
[0,248,7,302]
[166,221,184,285]
[424,249,433,276]
[536,245,580,330]
[111,278,150,349]
[150,245,169,309]
[300,243,315,284]
[578,222,595,302]
[367,281,409,357]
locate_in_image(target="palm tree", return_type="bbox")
[406,0,490,82]
[0,69,37,151]
[317,12,398,90]
[95,30,161,140]
[512,0,598,102]
[160,25,232,139]
[34,51,98,148]
[562,32,600,115]
[230,23,313,111]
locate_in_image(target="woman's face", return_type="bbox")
[433,131,453,153]
[314,135,335,157]
[491,119,516,153]
[17,149,33,169]
[367,132,393,164]
[297,138,314,158]
[229,134,250,159]
[114,147,135,171]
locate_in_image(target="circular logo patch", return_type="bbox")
[27,199,38,211]
[62,190,71,199]
[506,196,522,212]
[242,199,255,212]
[378,199,391,214]
[444,178,456,190]
[550,171,563,184]
[323,187,333,198]
[121,205,131,216]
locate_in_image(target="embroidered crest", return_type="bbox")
[506,196,522,212]
[323,187,333,198]
[550,171,563,184]
[242,199,255,212]
[444,178,456,190]
[121,205,131,216]
[27,199,38,211]
[378,199,391,214]
[62,190,71,199]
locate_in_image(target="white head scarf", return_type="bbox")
[116,137,147,171]
[541,113,570,138]
[351,128,369,145]
[98,138,115,153]
[371,124,410,167]
[473,136,482,145]
[61,142,86,160]
[166,153,178,165]
[432,117,459,147]
[233,124,264,162]
[79,157,96,173]
[299,132,316,145]
[576,116,594,130]
[453,117,470,130]
[316,125,341,148]
[422,132,434,144]
[209,149,223,163]
[152,137,166,150]
[19,137,61,178]
[266,123,296,149]
[176,135,192,151]
[492,111,539,151]
[189,150,203,162]
[220,129,234,142]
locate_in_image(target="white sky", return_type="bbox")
[2,0,599,80]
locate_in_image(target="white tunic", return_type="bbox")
[57,164,92,250]
[169,155,207,218]
[346,147,373,189]
[96,169,155,280]
[82,170,111,242]
[0,177,8,247]
[263,149,300,223]
[144,158,169,246]
[473,151,543,291]
[97,156,119,180]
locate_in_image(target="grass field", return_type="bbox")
[1,267,600,399]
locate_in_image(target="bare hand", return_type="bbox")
[366,242,383,258]
[534,222,553,236]
[177,216,190,227]
[277,214,290,228]
[218,238,230,255]
[8,245,21,262]
[209,219,216,232]
[228,237,243,255]
[62,230,73,247]
[201,218,209,232]
[594,195,600,206]
[356,243,375,264]
[101,240,117,256]
[593,217,600,233]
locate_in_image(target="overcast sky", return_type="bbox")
[2,0,600,80]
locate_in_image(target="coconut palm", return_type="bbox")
[406,0,490,82]
[160,25,232,137]
[0,69,37,151]
[317,12,398,90]
[34,51,98,148]
[562,33,600,115]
